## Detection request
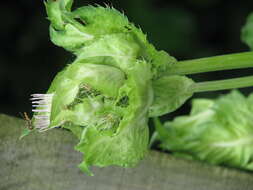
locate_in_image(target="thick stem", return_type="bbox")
[167,52,253,75]
[192,75,253,92]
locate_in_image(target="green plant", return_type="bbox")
[149,12,253,171]
[23,0,253,175]
[152,91,253,170]
[242,12,253,49]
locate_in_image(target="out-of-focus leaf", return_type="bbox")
[241,13,253,49]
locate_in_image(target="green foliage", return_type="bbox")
[242,13,253,49]
[153,91,253,170]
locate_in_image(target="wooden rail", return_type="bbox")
[1,114,253,190]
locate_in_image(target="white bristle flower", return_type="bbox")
[31,93,54,132]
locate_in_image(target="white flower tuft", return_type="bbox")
[31,93,54,132]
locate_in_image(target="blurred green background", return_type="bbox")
[1,0,253,120]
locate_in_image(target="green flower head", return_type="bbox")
[153,90,253,170]
[29,0,196,175]
[25,0,253,175]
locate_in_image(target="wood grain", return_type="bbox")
[1,114,253,190]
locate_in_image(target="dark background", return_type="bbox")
[1,0,253,121]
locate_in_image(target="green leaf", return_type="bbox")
[241,13,253,50]
[149,75,194,117]
[72,5,130,38]
[76,122,149,175]
[19,128,33,140]
[45,0,74,29]
[75,33,141,66]
[154,90,253,171]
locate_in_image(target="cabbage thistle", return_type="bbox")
[152,91,253,170]
[24,0,253,174]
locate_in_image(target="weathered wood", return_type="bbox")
[0,114,253,190]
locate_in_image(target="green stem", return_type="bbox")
[167,52,253,75]
[192,75,253,92]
